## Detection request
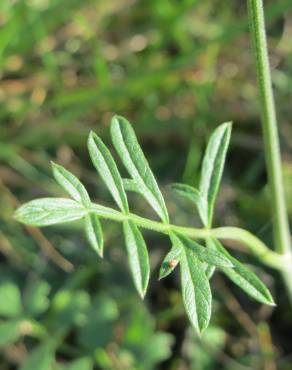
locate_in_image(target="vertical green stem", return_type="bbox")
[247,0,292,298]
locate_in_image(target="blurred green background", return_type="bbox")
[1,0,292,369]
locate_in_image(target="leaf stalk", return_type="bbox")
[89,203,284,270]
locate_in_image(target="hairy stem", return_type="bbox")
[247,0,291,255]
[247,0,292,299]
[90,203,284,269]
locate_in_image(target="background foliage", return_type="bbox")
[0,0,292,369]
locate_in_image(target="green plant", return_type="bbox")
[15,115,279,335]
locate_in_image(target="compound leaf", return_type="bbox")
[207,238,275,305]
[111,115,169,223]
[88,131,129,213]
[123,220,150,298]
[13,116,276,335]
[199,122,232,227]
[51,162,90,207]
[14,198,87,226]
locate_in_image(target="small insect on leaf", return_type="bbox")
[159,241,182,280]
[168,259,178,268]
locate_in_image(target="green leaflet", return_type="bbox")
[207,238,275,305]
[199,122,232,227]
[169,233,212,334]
[178,235,234,269]
[13,117,277,334]
[51,162,91,207]
[111,116,169,223]
[14,198,87,226]
[159,243,182,280]
[52,163,103,255]
[178,234,212,334]
[205,265,216,280]
[85,214,103,257]
[123,178,141,194]
[123,220,150,298]
[170,183,201,207]
[88,131,129,214]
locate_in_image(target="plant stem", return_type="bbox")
[247,0,292,298]
[90,203,284,269]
